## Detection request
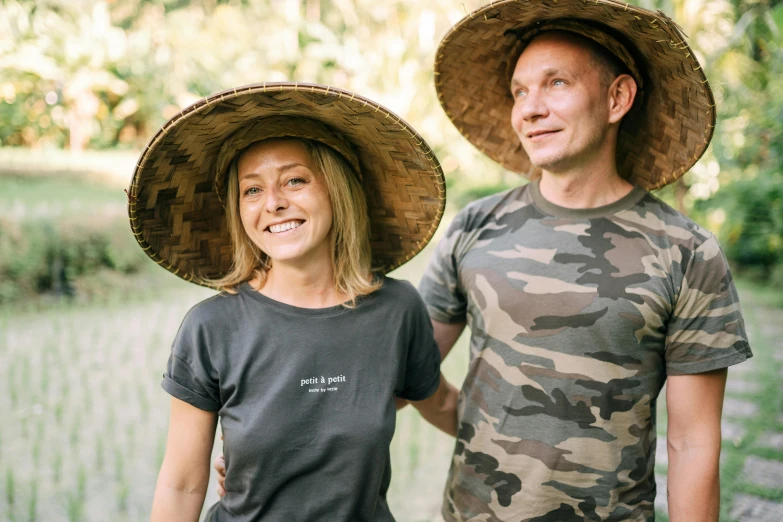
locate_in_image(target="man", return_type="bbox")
[216,1,751,520]
[422,1,751,521]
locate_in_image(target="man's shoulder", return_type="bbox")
[622,190,715,246]
[448,183,534,233]
[460,183,532,213]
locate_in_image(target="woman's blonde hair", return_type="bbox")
[207,138,381,306]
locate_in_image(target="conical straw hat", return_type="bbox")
[127,82,445,286]
[434,0,715,190]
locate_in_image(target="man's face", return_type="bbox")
[509,32,613,174]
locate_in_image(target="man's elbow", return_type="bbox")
[667,431,721,458]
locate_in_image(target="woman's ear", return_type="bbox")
[608,74,638,124]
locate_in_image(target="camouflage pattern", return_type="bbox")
[419,181,752,522]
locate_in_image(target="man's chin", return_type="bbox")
[527,155,562,172]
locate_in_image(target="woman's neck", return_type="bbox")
[250,262,348,309]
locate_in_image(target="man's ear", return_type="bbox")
[607,74,638,124]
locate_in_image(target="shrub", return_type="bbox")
[698,174,783,278]
[0,216,150,304]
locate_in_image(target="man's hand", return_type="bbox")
[213,453,226,498]
[666,367,727,522]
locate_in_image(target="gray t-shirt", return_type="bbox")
[162,276,441,522]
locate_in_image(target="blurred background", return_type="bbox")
[0,0,781,521]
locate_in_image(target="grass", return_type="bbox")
[0,175,125,221]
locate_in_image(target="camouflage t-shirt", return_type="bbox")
[419,181,752,522]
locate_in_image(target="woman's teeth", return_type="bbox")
[268,221,303,233]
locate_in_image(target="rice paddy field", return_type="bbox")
[0,248,470,522]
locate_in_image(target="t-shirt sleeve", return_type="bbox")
[161,309,222,412]
[395,285,442,401]
[665,235,753,375]
[418,212,469,324]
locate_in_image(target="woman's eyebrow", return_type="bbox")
[239,163,309,180]
[277,162,307,173]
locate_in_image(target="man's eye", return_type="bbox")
[515,89,526,98]
[553,79,565,86]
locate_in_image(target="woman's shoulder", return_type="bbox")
[375,275,416,296]
[372,276,427,309]
[179,287,247,331]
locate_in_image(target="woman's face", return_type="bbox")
[237,139,333,270]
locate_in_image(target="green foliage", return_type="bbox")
[698,175,783,274]
[689,1,783,277]
[0,215,150,304]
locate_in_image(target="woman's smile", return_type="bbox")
[266,219,305,234]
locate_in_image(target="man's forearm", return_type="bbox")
[666,440,720,522]
[411,374,459,436]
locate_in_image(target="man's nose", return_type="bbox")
[517,90,547,121]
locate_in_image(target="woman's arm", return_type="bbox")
[410,373,459,437]
[151,397,218,522]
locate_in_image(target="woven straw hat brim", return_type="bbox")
[434,0,716,190]
[127,83,445,286]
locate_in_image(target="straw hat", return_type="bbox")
[434,0,716,190]
[127,82,445,286]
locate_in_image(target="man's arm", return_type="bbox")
[432,318,466,361]
[665,368,727,522]
[151,398,218,521]
[409,372,459,436]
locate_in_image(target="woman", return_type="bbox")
[127,83,457,522]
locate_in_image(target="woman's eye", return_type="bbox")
[244,187,261,196]
[515,89,526,98]
[287,177,306,187]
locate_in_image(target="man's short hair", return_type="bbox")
[582,34,632,88]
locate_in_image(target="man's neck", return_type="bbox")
[537,166,634,210]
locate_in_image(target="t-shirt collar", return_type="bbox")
[529,178,647,219]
